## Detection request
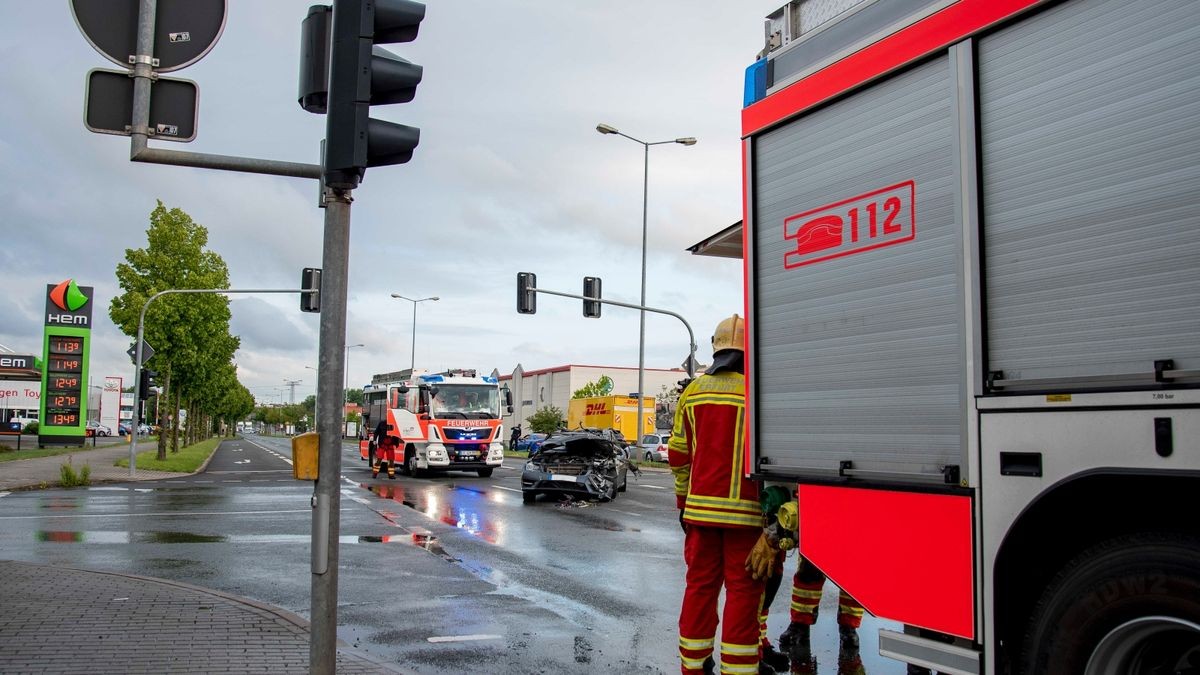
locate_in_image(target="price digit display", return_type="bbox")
[43,333,87,430]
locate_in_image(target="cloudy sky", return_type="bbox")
[0,1,777,405]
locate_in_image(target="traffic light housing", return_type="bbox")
[139,369,158,401]
[583,276,601,318]
[301,267,322,313]
[320,0,425,189]
[517,273,536,314]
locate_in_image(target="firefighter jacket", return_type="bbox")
[668,370,762,529]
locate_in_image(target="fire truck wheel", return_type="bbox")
[407,451,424,478]
[522,491,537,504]
[1020,533,1200,674]
[477,468,493,478]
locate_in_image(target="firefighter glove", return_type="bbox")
[678,510,688,534]
[745,532,779,580]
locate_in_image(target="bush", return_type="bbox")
[23,421,38,434]
[526,406,564,435]
[59,459,92,488]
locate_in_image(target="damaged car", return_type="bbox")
[521,430,630,504]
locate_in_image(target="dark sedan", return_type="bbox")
[520,430,629,503]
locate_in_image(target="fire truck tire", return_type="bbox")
[477,468,493,477]
[1019,533,1200,674]
[407,451,424,478]
[522,491,537,504]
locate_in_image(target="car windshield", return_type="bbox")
[430,385,499,419]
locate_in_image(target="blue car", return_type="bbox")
[515,433,547,453]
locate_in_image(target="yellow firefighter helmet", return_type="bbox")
[712,314,745,354]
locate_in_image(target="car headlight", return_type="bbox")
[524,461,537,471]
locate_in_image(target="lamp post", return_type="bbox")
[390,294,440,372]
[596,123,696,444]
[344,344,364,436]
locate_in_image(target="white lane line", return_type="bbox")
[426,634,502,644]
[610,509,643,517]
[242,438,293,465]
[0,509,310,520]
[638,484,667,489]
[0,492,9,499]
[491,485,521,493]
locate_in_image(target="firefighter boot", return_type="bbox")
[372,461,380,478]
[838,625,860,655]
[778,622,811,663]
[387,462,396,479]
[760,640,789,673]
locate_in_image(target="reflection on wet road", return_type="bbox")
[0,434,907,673]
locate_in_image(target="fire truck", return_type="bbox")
[741,0,1199,673]
[361,368,512,477]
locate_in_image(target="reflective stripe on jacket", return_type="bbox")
[668,371,761,529]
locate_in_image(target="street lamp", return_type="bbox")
[390,294,440,372]
[596,122,696,444]
[344,344,364,434]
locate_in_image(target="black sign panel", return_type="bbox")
[85,69,198,142]
[0,354,38,370]
[44,282,94,328]
[71,0,227,73]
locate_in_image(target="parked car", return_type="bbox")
[521,430,629,504]
[118,423,130,436]
[138,424,152,435]
[85,421,112,437]
[515,433,548,453]
[639,432,672,462]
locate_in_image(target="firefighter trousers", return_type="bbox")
[679,525,765,675]
[790,555,864,628]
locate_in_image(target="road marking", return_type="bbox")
[234,459,251,465]
[0,492,9,499]
[242,438,293,465]
[0,509,310,520]
[491,486,521,493]
[426,634,502,643]
[610,509,643,517]
[639,484,667,489]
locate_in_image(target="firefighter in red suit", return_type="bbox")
[671,314,765,675]
[373,434,399,479]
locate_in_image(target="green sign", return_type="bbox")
[39,280,93,445]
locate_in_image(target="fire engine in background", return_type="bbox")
[741,0,1199,673]
[361,368,513,477]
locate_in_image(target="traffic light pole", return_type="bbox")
[528,285,698,379]
[129,287,315,477]
[310,188,352,674]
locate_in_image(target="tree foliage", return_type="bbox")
[572,375,613,399]
[526,405,564,434]
[109,202,247,458]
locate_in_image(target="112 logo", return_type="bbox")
[783,181,916,269]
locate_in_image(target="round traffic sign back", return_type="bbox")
[71,0,227,73]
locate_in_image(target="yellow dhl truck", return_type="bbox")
[566,395,655,443]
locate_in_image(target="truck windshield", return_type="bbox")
[430,385,499,419]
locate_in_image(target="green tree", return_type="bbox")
[572,375,613,399]
[526,405,564,434]
[345,388,363,405]
[109,202,239,459]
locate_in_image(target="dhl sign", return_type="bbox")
[585,403,610,415]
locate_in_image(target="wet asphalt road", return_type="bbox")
[0,435,906,674]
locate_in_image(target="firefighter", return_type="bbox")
[373,434,399,479]
[672,314,766,675]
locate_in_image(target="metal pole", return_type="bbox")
[310,187,352,675]
[636,142,649,442]
[410,301,418,372]
[129,0,156,158]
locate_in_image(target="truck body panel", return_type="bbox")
[744,0,1200,670]
[566,395,654,442]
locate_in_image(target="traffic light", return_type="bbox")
[320,0,425,189]
[583,276,602,318]
[139,369,158,401]
[517,272,536,314]
[301,267,322,313]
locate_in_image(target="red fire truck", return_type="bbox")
[740,0,1200,672]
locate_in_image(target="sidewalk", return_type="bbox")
[0,560,402,674]
[0,441,189,491]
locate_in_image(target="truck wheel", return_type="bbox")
[522,491,536,504]
[407,451,423,478]
[1020,533,1200,674]
[476,468,493,478]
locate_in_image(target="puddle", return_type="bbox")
[359,482,502,545]
[35,530,409,544]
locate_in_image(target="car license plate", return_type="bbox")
[460,453,477,459]
[549,474,579,482]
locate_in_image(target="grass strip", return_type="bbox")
[114,437,222,473]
